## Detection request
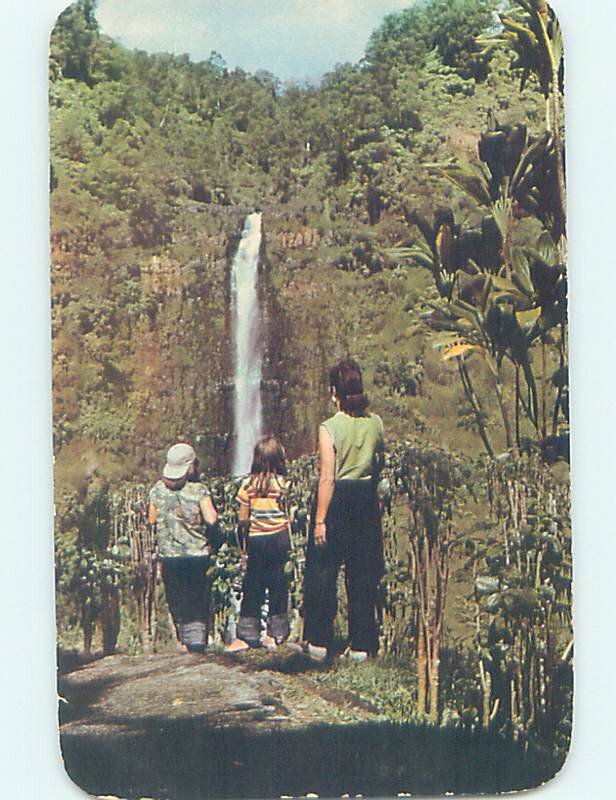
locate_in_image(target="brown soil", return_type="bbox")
[58,648,382,740]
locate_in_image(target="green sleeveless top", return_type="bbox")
[321,411,385,481]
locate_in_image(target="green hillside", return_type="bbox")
[50,0,555,491]
[51,0,571,773]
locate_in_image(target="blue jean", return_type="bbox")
[238,532,290,645]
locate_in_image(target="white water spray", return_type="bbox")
[231,212,263,475]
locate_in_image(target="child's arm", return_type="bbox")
[237,503,250,552]
[200,492,223,550]
[236,485,251,554]
[199,495,218,525]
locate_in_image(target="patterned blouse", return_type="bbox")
[149,480,211,557]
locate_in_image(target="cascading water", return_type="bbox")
[231,212,263,475]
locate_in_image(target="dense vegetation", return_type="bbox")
[51,0,570,777]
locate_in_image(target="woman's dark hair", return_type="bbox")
[250,434,287,497]
[329,359,369,416]
[162,460,200,491]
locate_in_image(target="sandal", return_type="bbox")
[225,638,249,653]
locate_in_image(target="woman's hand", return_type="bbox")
[314,521,327,546]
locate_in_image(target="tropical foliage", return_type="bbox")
[390,0,567,459]
[51,0,571,772]
[55,442,571,761]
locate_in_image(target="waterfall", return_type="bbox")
[231,212,263,476]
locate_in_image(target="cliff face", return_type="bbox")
[53,193,487,507]
[50,215,298,483]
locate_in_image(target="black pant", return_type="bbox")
[302,480,384,655]
[238,532,290,645]
[162,556,212,652]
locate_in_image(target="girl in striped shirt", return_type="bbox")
[227,434,292,651]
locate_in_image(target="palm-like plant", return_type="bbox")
[393,199,568,456]
[435,121,564,271]
[477,1,566,243]
[392,99,569,454]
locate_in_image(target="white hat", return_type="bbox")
[163,443,196,480]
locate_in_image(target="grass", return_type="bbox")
[62,712,564,799]
[313,657,419,723]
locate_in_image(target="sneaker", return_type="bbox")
[263,635,278,651]
[306,643,328,663]
[349,649,368,662]
[341,648,368,662]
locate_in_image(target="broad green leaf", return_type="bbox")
[516,307,541,328]
[438,162,492,207]
[442,343,485,361]
[475,575,500,597]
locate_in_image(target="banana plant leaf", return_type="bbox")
[442,343,485,361]
[475,575,500,597]
[511,247,534,295]
[516,307,542,329]
[438,162,492,207]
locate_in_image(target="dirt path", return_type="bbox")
[59,649,382,738]
[58,649,559,799]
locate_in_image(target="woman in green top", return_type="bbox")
[302,359,385,661]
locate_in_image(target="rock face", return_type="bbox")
[276,226,320,249]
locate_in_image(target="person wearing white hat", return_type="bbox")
[148,442,220,653]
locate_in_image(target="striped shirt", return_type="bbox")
[237,475,289,536]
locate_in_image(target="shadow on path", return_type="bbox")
[58,653,563,798]
[62,717,563,799]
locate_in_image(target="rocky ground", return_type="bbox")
[58,649,560,799]
[59,648,382,738]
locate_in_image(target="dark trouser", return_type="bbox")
[238,532,290,645]
[302,480,384,655]
[162,556,212,652]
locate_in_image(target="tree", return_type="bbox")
[50,0,100,85]
[391,111,568,455]
[478,1,566,245]
[367,0,499,81]
[470,454,572,747]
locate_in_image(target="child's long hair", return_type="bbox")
[249,434,287,497]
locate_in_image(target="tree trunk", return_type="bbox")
[417,621,428,715]
[83,617,93,658]
[515,365,521,451]
[428,635,441,723]
[101,583,120,656]
[458,358,494,457]
[541,339,548,441]
[493,370,513,449]
[479,658,492,729]
[142,568,154,654]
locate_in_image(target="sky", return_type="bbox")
[96,0,414,82]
